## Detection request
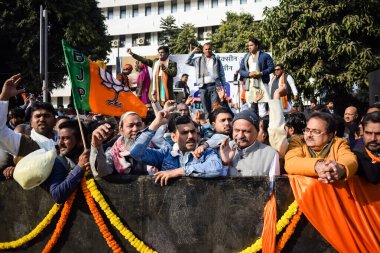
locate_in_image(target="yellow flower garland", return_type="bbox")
[239,200,299,253]
[86,178,157,253]
[0,203,61,250]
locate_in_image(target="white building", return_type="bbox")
[52,0,279,107]
[99,0,279,72]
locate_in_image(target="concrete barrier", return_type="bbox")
[0,176,335,252]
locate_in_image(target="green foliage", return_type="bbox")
[211,12,264,53]
[159,15,179,48]
[171,23,200,54]
[0,0,111,93]
[262,0,380,98]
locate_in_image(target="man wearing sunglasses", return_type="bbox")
[269,64,298,113]
[284,112,358,183]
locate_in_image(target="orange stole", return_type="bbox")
[155,69,169,104]
[289,175,380,253]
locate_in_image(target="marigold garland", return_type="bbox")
[42,190,77,253]
[86,178,157,253]
[81,178,124,253]
[239,200,299,253]
[275,209,302,252]
[0,204,61,250]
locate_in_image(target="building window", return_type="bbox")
[57,97,63,108]
[212,25,219,34]
[107,8,113,19]
[119,35,125,47]
[145,33,151,45]
[132,5,138,17]
[158,2,165,15]
[225,0,232,6]
[145,4,151,16]
[171,0,177,13]
[158,32,165,44]
[120,6,126,19]
[240,0,247,4]
[184,0,191,12]
[212,0,218,8]
[198,0,204,10]
[197,27,205,40]
[132,34,138,47]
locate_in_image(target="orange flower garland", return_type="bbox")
[275,209,303,252]
[42,190,77,253]
[80,178,124,253]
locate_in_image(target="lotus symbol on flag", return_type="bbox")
[99,67,130,107]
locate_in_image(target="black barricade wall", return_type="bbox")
[0,176,335,253]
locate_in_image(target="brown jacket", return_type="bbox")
[284,135,358,178]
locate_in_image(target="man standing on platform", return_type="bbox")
[239,38,274,117]
[127,46,177,105]
[186,42,226,118]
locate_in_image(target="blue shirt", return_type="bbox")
[130,128,223,178]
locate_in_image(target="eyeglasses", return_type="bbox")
[274,68,282,71]
[302,128,326,136]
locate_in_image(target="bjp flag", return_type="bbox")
[62,40,147,118]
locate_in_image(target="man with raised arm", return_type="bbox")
[130,111,223,186]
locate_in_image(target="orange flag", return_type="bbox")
[62,40,147,118]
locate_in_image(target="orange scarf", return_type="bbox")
[155,66,169,104]
[365,147,380,163]
[270,73,288,109]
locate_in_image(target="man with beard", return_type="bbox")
[219,109,279,177]
[0,74,57,163]
[90,112,148,178]
[354,112,380,184]
[285,112,358,183]
[130,111,223,186]
[44,120,90,204]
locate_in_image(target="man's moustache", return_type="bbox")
[186,139,195,144]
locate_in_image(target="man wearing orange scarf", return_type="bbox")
[127,46,177,105]
[268,64,298,113]
[285,112,358,183]
[354,111,380,183]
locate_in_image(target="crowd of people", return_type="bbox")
[0,38,379,205]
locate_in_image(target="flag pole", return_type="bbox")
[75,109,88,150]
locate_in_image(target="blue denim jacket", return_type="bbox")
[130,128,223,177]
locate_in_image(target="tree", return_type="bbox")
[262,0,380,99]
[159,15,179,48]
[171,23,200,54]
[0,0,111,94]
[212,12,264,53]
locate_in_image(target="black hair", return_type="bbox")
[30,102,56,117]
[10,107,25,119]
[367,102,380,112]
[275,63,284,69]
[168,114,197,133]
[157,45,170,54]
[285,113,306,135]
[248,37,260,48]
[308,112,336,134]
[209,107,233,124]
[181,73,189,78]
[310,98,317,104]
[56,115,70,121]
[332,114,345,138]
[260,115,270,145]
[58,120,86,143]
[362,111,380,130]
